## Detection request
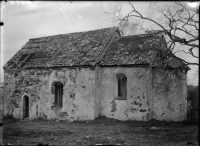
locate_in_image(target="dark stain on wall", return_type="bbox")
[71,109,75,114]
[70,93,75,100]
[36,104,38,117]
[139,109,146,112]
[59,111,68,118]
[110,100,117,114]
[136,96,140,99]
[124,111,128,118]
[133,101,142,107]
[142,93,146,99]
[14,89,21,94]
[130,108,138,113]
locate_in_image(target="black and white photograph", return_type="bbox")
[0,1,199,146]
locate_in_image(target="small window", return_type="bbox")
[53,82,63,108]
[117,73,127,100]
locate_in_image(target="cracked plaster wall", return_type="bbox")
[151,69,187,121]
[3,67,95,121]
[100,67,151,121]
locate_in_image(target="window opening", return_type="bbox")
[54,82,63,108]
[117,73,127,100]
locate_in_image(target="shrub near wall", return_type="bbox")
[187,85,199,124]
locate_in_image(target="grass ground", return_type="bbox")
[2,116,198,146]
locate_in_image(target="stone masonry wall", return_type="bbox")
[3,66,187,122]
[3,67,96,121]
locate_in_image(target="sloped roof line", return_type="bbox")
[3,27,188,70]
[29,26,119,41]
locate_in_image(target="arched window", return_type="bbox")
[52,82,63,108]
[117,73,127,100]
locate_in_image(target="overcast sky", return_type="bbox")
[0,1,199,85]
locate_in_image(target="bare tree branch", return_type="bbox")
[104,1,199,67]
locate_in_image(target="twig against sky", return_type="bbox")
[105,2,199,67]
[60,8,74,32]
[44,3,74,32]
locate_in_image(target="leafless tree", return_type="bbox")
[104,2,199,67]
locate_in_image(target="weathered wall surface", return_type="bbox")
[3,67,95,121]
[151,69,187,121]
[100,67,151,121]
[3,66,187,122]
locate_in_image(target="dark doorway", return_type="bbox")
[23,95,29,119]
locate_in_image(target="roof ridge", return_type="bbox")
[29,26,118,40]
[120,33,162,38]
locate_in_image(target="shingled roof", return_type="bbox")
[3,27,120,69]
[100,34,161,65]
[3,27,187,70]
[99,33,188,69]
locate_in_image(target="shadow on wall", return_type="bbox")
[187,85,199,124]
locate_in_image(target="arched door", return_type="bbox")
[23,95,29,119]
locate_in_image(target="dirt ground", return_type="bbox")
[2,117,198,146]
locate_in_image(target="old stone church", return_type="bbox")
[3,27,189,122]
